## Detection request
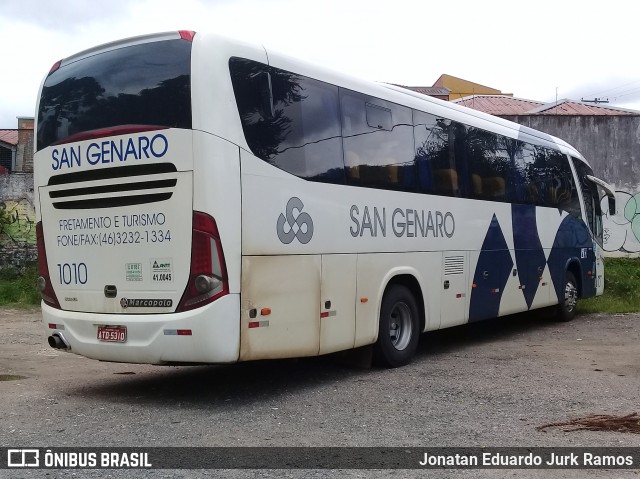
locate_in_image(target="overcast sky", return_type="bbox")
[1,0,639,128]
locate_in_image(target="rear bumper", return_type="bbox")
[41,294,240,364]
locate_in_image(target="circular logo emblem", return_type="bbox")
[277,197,314,244]
[120,298,128,309]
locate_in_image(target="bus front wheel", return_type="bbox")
[373,285,420,368]
[556,271,578,322]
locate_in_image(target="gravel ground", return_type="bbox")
[0,307,639,478]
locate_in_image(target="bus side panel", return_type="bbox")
[529,261,553,309]
[547,214,596,301]
[511,204,553,311]
[192,132,242,294]
[240,255,321,360]
[496,251,528,317]
[354,252,440,348]
[439,251,469,329]
[319,254,357,355]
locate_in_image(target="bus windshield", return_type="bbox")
[37,38,192,151]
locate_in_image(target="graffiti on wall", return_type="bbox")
[0,199,36,246]
[601,191,640,253]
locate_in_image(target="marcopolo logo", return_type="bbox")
[120,298,173,309]
[277,197,314,244]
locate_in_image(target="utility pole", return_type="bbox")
[582,97,609,104]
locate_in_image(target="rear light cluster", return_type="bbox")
[177,212,229,312]
[48,60,62,76]
[36,222,60,309]
[179,30,196,42]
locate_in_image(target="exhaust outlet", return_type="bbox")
[48,332,70,350]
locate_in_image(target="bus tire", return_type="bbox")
[373,285,420,368]
[556,271,578,322]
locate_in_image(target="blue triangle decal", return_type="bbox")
[469,214,514,322]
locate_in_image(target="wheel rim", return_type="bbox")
[564,280,577,312]
[389,302,413,351]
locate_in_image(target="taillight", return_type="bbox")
[179,30,196,42]
[48,60,62,76]
[177,212,228,312]
[36,222,60,309]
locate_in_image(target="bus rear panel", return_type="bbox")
[35,32,240,364]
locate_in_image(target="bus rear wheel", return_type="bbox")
[556,271,578,322]
[373,285,420,368]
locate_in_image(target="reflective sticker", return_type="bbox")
[164,329,192,336]
[150,258,173,282]
[126,263,143,281]
[248,321,270,328]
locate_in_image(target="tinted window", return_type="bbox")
[456,124,514,201]
[230,58,345,183]
[572,158,602,243]
[413,111,456,196]
[229,57,583,210]
[366,103,392,130]
[547,151,580,216]
[341,90,414,190]
[413,113,516,201]
[514,142,547,205]
[37,39,192,150]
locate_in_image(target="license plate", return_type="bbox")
[97,326,127,343]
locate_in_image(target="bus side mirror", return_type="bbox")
[258,71,275,119]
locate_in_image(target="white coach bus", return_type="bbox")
[34,30,616,367]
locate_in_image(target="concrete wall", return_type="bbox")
[503,114,640,255]
[0,173,36,271]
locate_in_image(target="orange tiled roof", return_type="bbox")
[453,95,640,116]
[0,130,18,146]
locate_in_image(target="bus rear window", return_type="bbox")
[37,39,192,151]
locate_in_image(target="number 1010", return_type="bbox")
[57,263,88,285]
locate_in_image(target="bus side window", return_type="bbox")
[341,90,414,191]
[462,125,510,202]
[413,111,459,196]
[546,151,580,216]
[365,103,392,130]
[257,71,275,119]
[571,158,603,244]
[451,121,471,198]
[271,74,345,184]
[229,58,345,184]
[514,142,545,205]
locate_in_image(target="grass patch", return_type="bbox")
[579,258,640,314]
[0,263,40,308]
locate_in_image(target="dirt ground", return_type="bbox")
[3,307,638,397]
[1,307,639,478]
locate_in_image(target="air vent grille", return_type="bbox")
[444,255,464,275]
[48,163,177,210]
